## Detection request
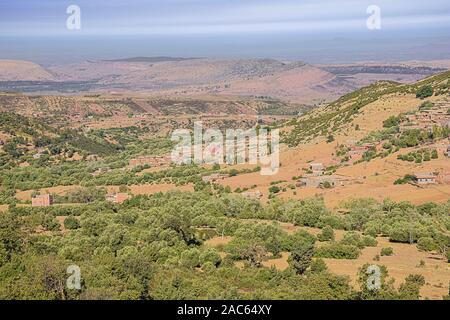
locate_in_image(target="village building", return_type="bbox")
[309,163,324,176]
[202,173,229,183]
[415,173,437,185]
[400,103,450,133]
[297,175,352,189]
[129,155,172,167]
[32,194,53,207]
[241,190,263,200]
[348,143,376,157]
[106,193,131,204]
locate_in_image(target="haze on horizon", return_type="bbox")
[1,0,450,65]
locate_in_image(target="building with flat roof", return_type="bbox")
[106,193,131,204]
[32,194,53,207]
[416,173,437,185]
[202,173,229,183]
[309,163,324,176]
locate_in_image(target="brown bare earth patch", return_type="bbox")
[324,237,450,300]
[259,226,450,300]
[107,183,194,196]
[262,252,291,270]
[204,236,233,247]
[16,185,82,201]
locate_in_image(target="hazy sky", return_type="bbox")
[1,0,450,64]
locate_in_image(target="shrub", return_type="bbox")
[340,232,376,249]
[431,149,438,159]
[269,186,281,194]
[64,216,80,230]
[416,85,434,99]
[199,248,222,267]
[317,226,335,242]
[41,214,60,231]
[383,115,401,128]
[201,262,216,273]
[310,258,328,273]
[283,230,316,252]
[416,237,436,252]
[315,244,361,259]
[362,235,378,247]
[227,239,267,267]
[394,174,416,185]
[399,274,425,300]
[363,225,379,238]
[180,248,200,269]
[289,240,315,274]
[389,225,413,243]
[380,247,394,256]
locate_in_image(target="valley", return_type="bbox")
[0,59,448,301]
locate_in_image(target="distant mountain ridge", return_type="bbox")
[102,56,200,63]
[0,58,448,104]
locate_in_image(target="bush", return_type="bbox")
[340,232,377,249]
[417,237,436,252]
[180,248,200,269]
[389,225,413,243]
[416,85,434,99]
[381,247,394,256]
[310,258,328,273]
[362,235,378,247]
[315,244,361,259]
[41,214,60,231]
[383,115,401,128]
[199,248,222,267]
[394,174,416,185]
[289,240,315,274]
[431,149,438,159]
[269,186,281,194]
[317,226,335,242]
[399,274,425,300]
[64,216,80,230]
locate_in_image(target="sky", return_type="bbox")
[1,0,450,64]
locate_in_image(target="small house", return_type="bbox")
[106,193,131,204]
[32,194,53,207]
[416,173,437,185]
[309,163,324,176]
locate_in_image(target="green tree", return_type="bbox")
[288,240,315,275]
[398,274,425,300]
[180,248,200,269]
[416,85,434,99]
[417,237,436,252]
[317,226,335,242]
[199,248,221,267]
[0,213,23,266]
[64,216,80,230]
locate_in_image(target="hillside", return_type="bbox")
[0,112,119,165]
[283,70,450,146]
[213,70,450,207]
[0,60,55,81]
[1,58,446,104]
[0,70,448,302]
